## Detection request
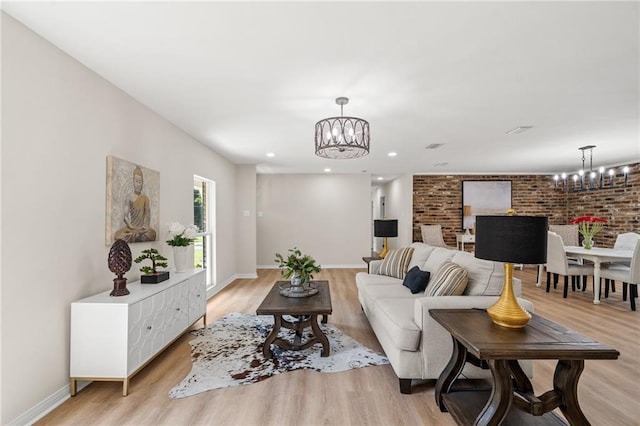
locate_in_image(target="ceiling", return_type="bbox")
[3,1,639,183]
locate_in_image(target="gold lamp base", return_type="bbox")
[486,263,531,328]
[379,237,389,259]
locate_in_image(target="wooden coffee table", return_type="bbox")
[431,309,619,426]
[256,280,332,359]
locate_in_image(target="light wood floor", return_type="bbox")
[38,267,639,425]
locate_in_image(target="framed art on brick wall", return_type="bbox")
[106,156,160,245]
[462,181,512,232]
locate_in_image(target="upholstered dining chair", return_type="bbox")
[546,232,594,298]
[600,240,640,311]
[603,232,640,296]
[614,232,640,251]
[537,226,581,286]
[549,224,579,247]
[420,225,453,249]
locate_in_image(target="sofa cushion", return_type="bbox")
[426,261,469,296]
[378,247,414,279]
[402,266,431,294]
[356,271,403,287]
[451,251,505,296]
[407,243,436,271]
[375,298,422,351]
[422,247,456,274]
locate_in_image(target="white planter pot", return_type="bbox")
[173,245,191,272]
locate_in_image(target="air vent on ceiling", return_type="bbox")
[425,143,444,149]
[434,162,448,167]
[506,126,533,135]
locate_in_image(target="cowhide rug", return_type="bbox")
[169,312,389,398]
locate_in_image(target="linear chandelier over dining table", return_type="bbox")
[315,97,370,159]
[553,145,629,192]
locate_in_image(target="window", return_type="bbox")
[194,176,215,287]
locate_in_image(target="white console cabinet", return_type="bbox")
[70,269,206,396]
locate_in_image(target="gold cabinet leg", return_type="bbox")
[70,378,77,396]
[122,379,129,396]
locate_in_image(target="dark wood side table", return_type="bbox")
[431,309,619,426]
[256,280,332,359]
[362,254,382,272]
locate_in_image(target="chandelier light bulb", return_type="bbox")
[599,167,605,174]
[578,170,584,176]
[561,173,567,179]
[608,169,615,176]
[623,166,630,173]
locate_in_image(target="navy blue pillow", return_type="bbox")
[402,266,431,294]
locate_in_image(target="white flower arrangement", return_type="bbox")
[166,222,199,247]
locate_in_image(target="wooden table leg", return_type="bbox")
[70,378,77,396]
[435,337,467,411]
[262,314,282,359]
[310,314,330,357]
[554,359,591,425]
[476,359,513,426]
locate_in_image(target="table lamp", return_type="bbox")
[463,205,472,234]
[475,213,548,328]
[374,219,398,259]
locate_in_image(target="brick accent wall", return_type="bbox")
[413,162,639,249]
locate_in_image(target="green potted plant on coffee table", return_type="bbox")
[274,247,321,292]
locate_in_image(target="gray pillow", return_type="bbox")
[426,261,468,296]
[378,247,415,279]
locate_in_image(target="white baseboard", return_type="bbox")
[257,264,365,269]
[205,272,257,299]
[235,272,258,279]
[8,381,90,426]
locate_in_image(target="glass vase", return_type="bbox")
[582,236,594,250]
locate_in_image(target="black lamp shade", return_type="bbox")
[475,215,548,264]
[374,219,398,238]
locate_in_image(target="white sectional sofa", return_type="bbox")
[356,242,534,394]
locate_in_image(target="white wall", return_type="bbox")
[0,14,239,423]
[256,174,370,268]
[235,165,257,277]
[372,174,414,251]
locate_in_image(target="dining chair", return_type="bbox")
[549,224,579,247]
[603,232,640,296]
[546,232,594,298]
[600,240,640,311]
[420,225,453,249]
[537,227,584,287]
[614,232,640,251]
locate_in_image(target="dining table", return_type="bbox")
[562,246,633,304]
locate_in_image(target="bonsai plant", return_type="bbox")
[274,247,321,288]
[135,248,170,283]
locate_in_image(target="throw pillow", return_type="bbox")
[378,247,415,280]
[402,266,431,294]
[425,261,468,297]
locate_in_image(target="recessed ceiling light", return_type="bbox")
[377,176,384,181]
[425,143,444,150]
[266,152,275,157]
[324,168,331,172]
[388,152,397,157]
[506,126,533,135]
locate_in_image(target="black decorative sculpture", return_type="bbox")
[108,239,133,296]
